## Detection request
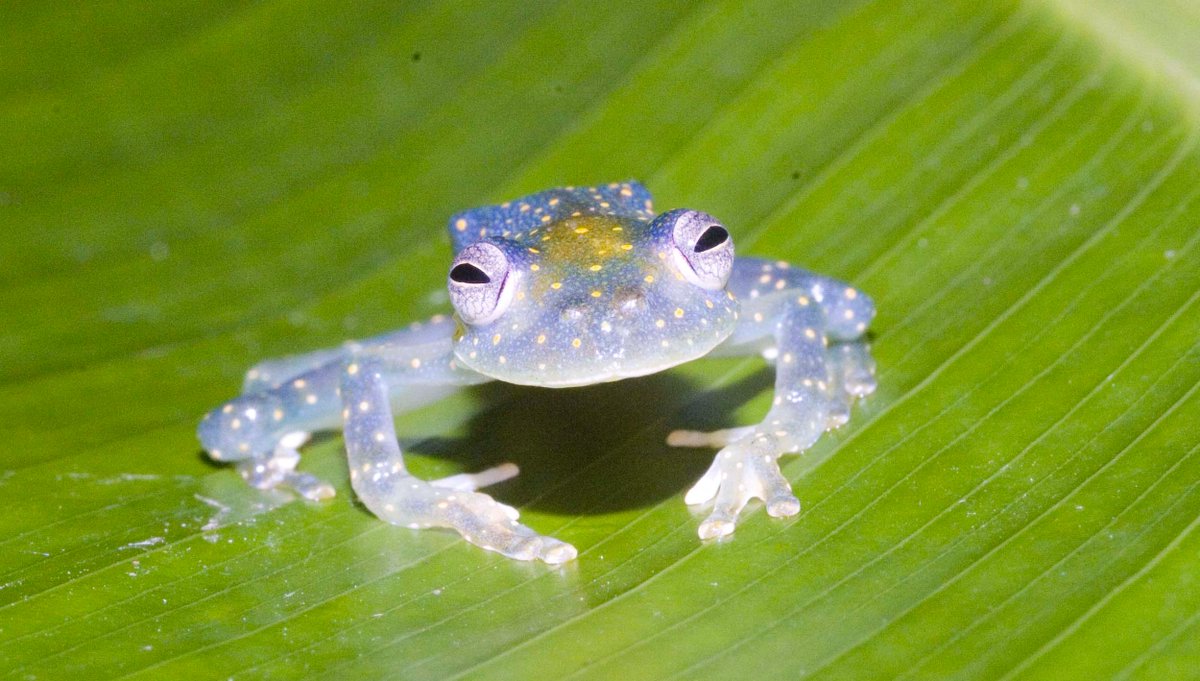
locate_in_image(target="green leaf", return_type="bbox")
[4,1,1199,678]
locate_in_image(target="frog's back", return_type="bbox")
[446,182,655,252]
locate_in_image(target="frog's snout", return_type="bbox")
[557,286,647,325]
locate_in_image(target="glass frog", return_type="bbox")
[198,182,876,564]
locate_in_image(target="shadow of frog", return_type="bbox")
[412,367,774,515]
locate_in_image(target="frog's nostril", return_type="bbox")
[614,287,646,314]
[560,305,587,322]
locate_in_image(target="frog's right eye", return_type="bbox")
[448,242,515,326]
[668,210,735,290]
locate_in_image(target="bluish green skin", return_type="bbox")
[198,182,876,564]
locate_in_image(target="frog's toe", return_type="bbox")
[471,523,577,564]
[845,371,877,397]
[667,425,755,449]
[698,514,737,540]
[825,403,851,429]
[539,537,579,564]
[431,490,575,564]
[835,342,877,397]
[684,460,722,505]
[430,462,520,492]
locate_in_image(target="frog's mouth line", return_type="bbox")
[458,334,727,389]
[526,359,699,388]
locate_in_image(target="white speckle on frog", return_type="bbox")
[197,182,876,564]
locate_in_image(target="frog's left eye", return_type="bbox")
[448,242,515,326]
[669,210,734,290]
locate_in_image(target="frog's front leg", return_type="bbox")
[676,261,876,539]
[340,352,577,564]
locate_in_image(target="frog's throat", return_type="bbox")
[452,321,734,388]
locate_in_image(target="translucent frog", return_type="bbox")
[198,182,876,564]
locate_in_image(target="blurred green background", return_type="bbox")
[3,1,1200,678]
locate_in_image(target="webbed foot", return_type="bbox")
[683,433,799,540]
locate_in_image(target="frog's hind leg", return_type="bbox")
[199,362,344,500]
[242,347,349,393]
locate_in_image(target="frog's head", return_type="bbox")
[447,209,739,387]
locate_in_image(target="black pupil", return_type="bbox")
[450,263,491,284]
[694,226,729,252]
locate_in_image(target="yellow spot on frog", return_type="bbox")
[537,334,546,344]
[455,218,467,232]
[528,247,540,254]
[591,290,602,298]
[574,226,589,234]
[655,319,665,328]
[589,264,602,272]
[551,282,562,289]
[621,243,633,251]
[674,308,685,318]
[549,197,560,206]
[644,275,654,283]
[572,338,582,348]
[492,334,502,345]
[530,263,540,272]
